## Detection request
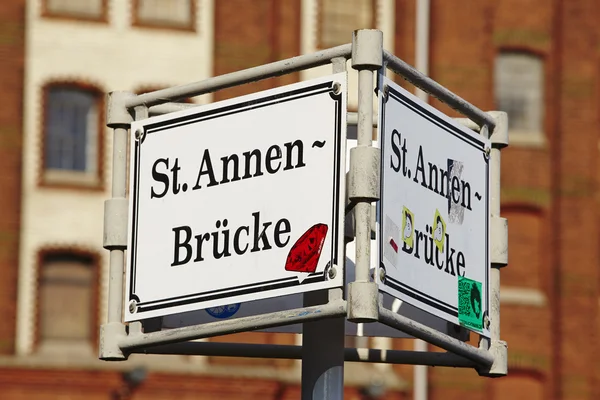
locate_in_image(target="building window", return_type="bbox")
[495,52,545,143]
[318,0,376,48]
[133,0,195,31]
[42,84,103,188]
[42,0,107,22]
[38,252,97,354]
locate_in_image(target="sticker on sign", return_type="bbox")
[125,74,347,321]
[377,76,491,337]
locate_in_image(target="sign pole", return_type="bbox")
[301,290,345,399]
[300,56,347,400]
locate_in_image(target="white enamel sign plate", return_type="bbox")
[125,74,347,321]
[162,137,457,340]
[378,77,491,337]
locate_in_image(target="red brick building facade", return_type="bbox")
[0,1,599,399]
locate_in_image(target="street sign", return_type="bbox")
[125,74,347,322]
[162,135,457,339]
[377,77,491,337]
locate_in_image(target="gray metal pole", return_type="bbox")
[302,291,345,399]
[301,56,348,400]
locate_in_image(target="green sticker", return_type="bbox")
[458,276,483,332]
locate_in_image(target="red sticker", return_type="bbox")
[285,223,328,273]
[389,238,398,253]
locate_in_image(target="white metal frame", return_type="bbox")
[100,30,508,396]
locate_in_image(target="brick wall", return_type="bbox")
[0,0,25,355]
[397,0,600,399]
[1,1,599,399]
[213,0,301,101]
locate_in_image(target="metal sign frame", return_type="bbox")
[100,30,508,400]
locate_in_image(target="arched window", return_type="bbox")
[38,251,97,353]
[494,52,545,140]
[318,0,376,48]
[42,84,103,188]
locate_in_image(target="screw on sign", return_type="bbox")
[285,223,328,273]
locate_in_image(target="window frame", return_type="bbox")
[39,81,105,191]
[132,0,197,32]
[494,48,547,148]
[41,0,109,23]
[34,248,101,353]
[316,0,378,49]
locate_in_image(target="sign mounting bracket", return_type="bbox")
[99,30,509,397]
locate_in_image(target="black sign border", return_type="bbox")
[379,83,490,328]
[127,80,344,317]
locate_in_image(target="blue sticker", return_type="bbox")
[206,303,241,319]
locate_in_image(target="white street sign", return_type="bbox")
[162,136,457,340]
[378,77,491,337]
[125,74,347,321]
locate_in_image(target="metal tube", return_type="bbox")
[119,301,346,352]
[107,126,128,324]
[107,251,125,324]
[149,102,196,116]
[301,313,345,399]
[126,44,353,108]
[414,3,431,396]
[354,68,375,283]
[111,127,128,198]
[379,306,494,368]
[347,112,378,127]
[489,146,502,344]
[131,342,477,368]
[382,50,496,130]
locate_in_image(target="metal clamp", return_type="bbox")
[488,111,509,148]
[352,29,383,70]
[348,146,380,201]
[103,198,129,250]
[106,91,135,128]
[491,216,508,267]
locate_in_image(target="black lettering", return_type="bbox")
[457,252,466,276]
[414,230,424,259]
[428,163,439,194]
[283,140,306,170]
[440,168,448,197]
[212,219,231,259]
[193,149,218,189]
[233,226,250,255]
[242,149,263,179]
[451,176,461,203]
[170,158,182,195]
[401,137,408,176]
[413,146,427,188]
[424,225,434,266]
[221,154,241,184]
[435,246,444,270]
[265,145,282,174]
[390,129,402,172]
[151,158,169,199]
[194,233,210,262]
[274,218,291,247]
[251,211,272,252]
[461,180,472,210]
[172,226,192,266]
[444,233,456,275]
